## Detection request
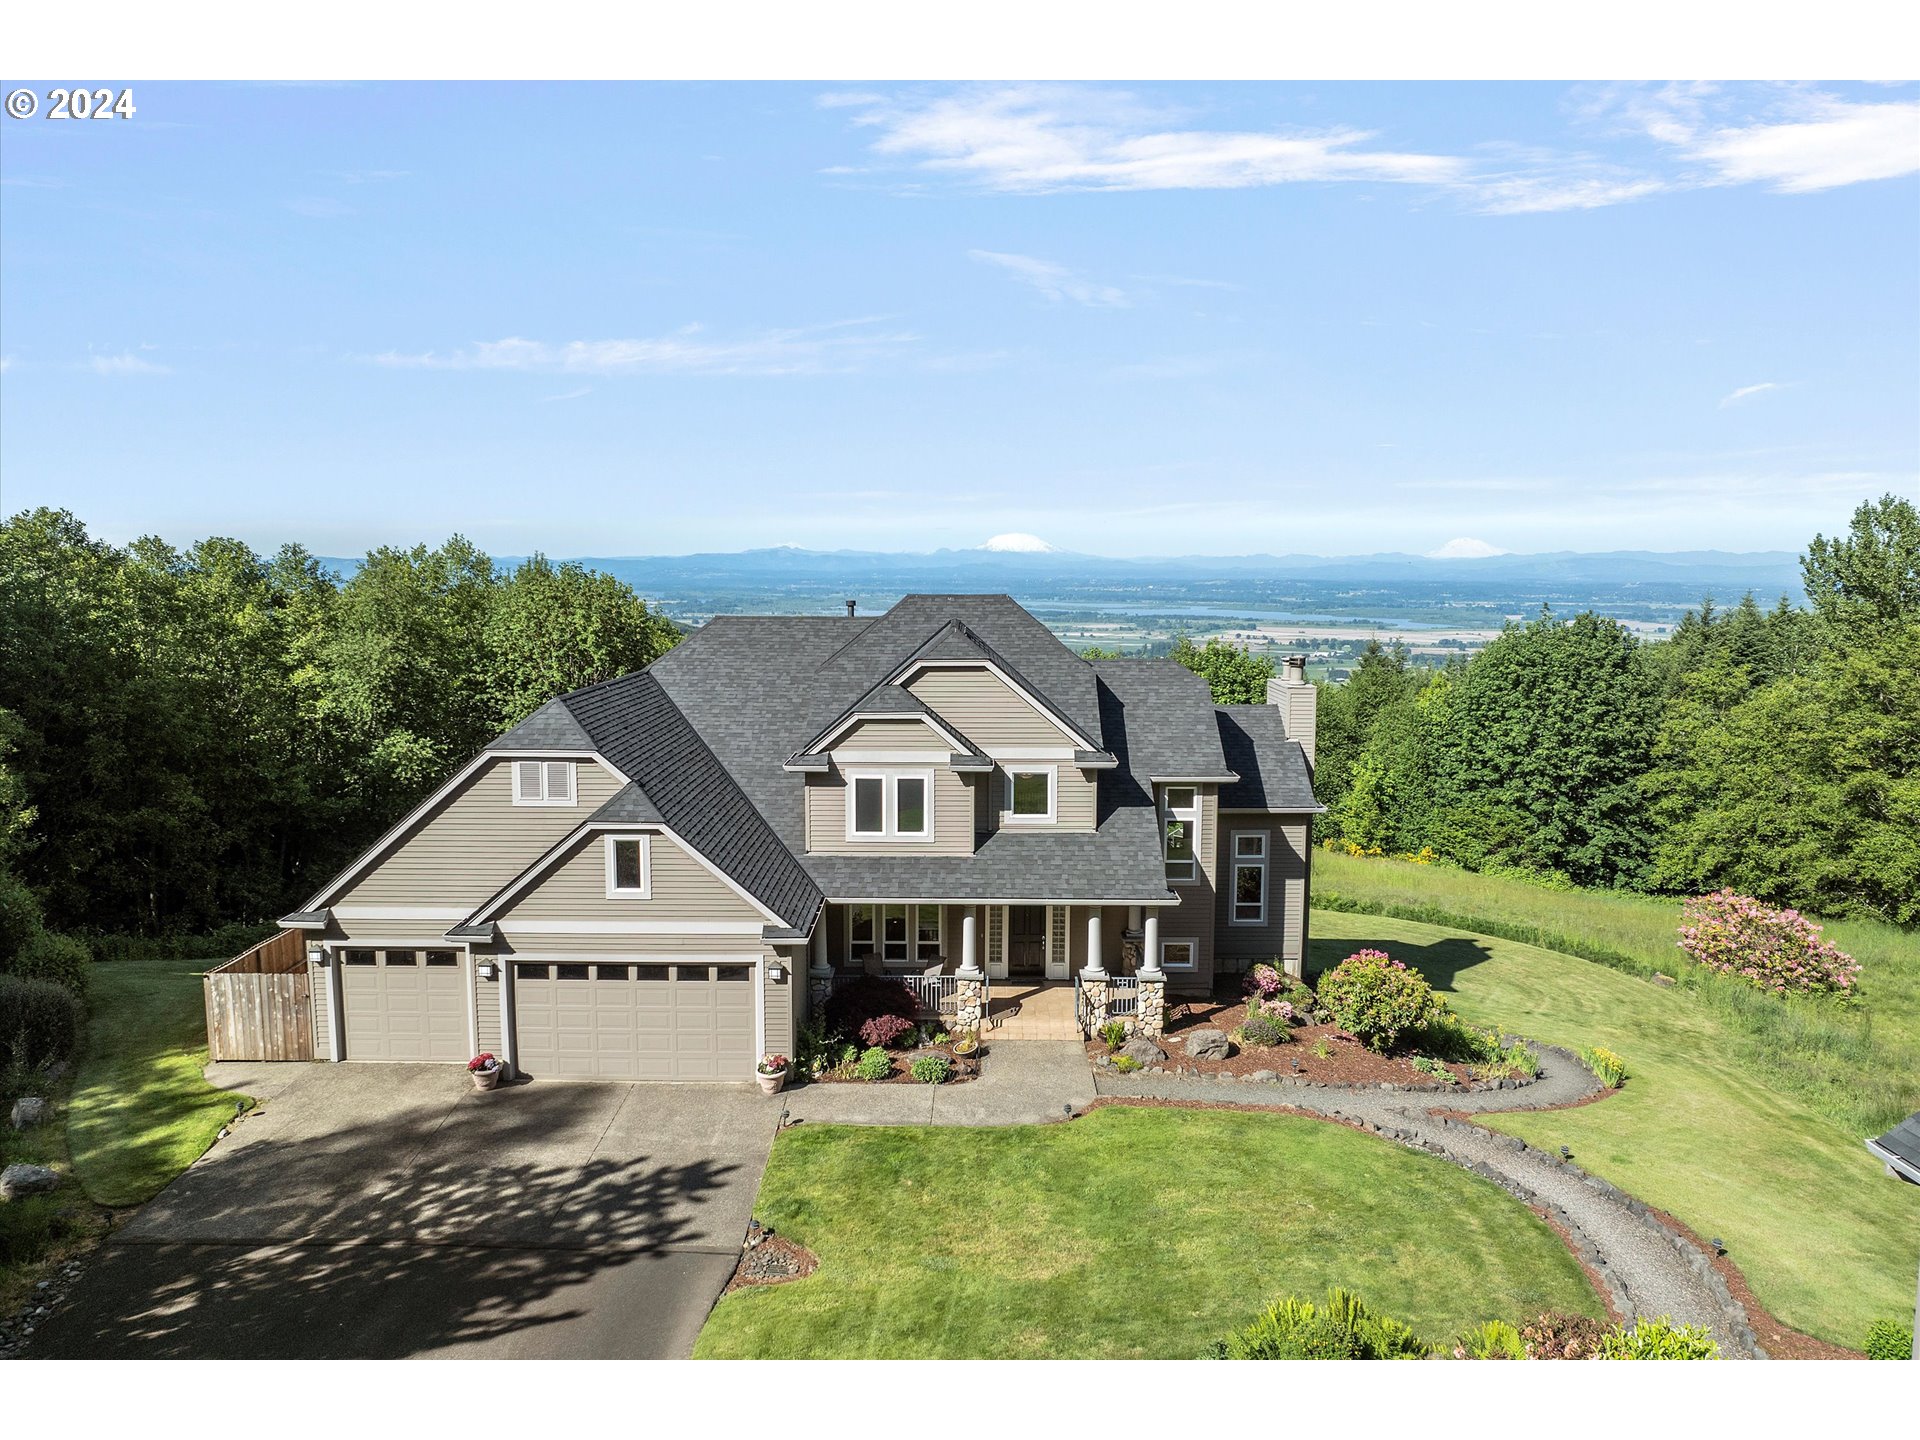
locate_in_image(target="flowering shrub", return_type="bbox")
[1315,949,1443,1052]
[466,1052,499,1073]
[1260,999,1297,1024]
[1677,889,1861,997]
[757,1053,788,1076]
[1579,1046,1627,1089]
[1238,1015,1291,1048]
[1243,962,1285,999]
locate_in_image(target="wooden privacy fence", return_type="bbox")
[204,928,314,1061]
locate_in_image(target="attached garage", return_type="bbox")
[339,948,470,1062]
[511,959,757,1081]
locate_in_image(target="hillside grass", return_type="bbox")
[1314,850,1920,1134]
[696,1106,1600,1358]
[1309,910,1920,1348]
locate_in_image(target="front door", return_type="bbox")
[1008,905,1046,976]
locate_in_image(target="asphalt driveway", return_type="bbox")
[26,1062,782,1359]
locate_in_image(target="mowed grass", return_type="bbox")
[695,1106,1600,1358]
[1310,910,1920,1347]
[1315,851,1920,1133]
[67,961,251,1207]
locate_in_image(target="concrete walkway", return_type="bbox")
[1095,1047,1763,1356]
[780,1040,1095,1126]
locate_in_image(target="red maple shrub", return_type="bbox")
[824,976,921,1048]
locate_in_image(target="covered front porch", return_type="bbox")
[806,900,1175,1038]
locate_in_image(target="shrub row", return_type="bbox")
[0,973,82,1073]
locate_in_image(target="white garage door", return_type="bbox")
[512,960,756,1081]
[340,948,469,1062]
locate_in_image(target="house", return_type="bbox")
[280,595,1321,1082]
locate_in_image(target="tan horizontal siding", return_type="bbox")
[475,967,503,1055]
[334,757,623,910]
[836,718,950,750]
[500,830,766,924]
[330,915,469,945]
[987,764,1097,833]
[764,962,794,1058]
[1214,817,1310,970]
[496,932,772,957]
[804,765,974,855]
[906,667,1070,749]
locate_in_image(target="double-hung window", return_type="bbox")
[604,835,652,898]
[513,759,576,806]
[846,769,933,840]
[1161,785,1199,883]
[1231,831,1268,924]
[848,903,943,965]
[1003,765,1056,824]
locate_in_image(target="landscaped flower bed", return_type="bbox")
[799,975,981,1084]
[1089,955,1544,1092]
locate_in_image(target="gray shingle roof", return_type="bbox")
[1867,1112,1920,1185]
[488,697,594,752]
[557,671,822,930]
[1215,706,1322,812]
[1089,659,1233,779]
[589,782,665,826]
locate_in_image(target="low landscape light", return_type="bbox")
[1560,1145,1573,1159]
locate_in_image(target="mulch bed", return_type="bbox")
[1090,996,1478,1086]
[723,1230,819,1294]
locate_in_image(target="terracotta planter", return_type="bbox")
[470,1065,502,1091]
[757,1067,788,1095]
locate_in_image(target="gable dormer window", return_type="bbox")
[513,759,576,806]
[1003,765,1056,824]
[845,768,933,841]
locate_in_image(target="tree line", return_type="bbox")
[1302,496,1918,926]
[0,509,680,937]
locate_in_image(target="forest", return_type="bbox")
[0,496,1913,958]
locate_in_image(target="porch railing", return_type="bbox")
[825,971,988,1026]
[1075,973,1139,1035]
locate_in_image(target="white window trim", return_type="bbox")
[1161,785,1201,886]
[603,834,653,899]
[846,903,943,966]
[1159,937,1198,972]
[843,767,935,842]
[1230,830,1268,926]
[1002,764,1058,825]
[513,759,577,807]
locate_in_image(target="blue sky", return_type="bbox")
[2,80,1916,558]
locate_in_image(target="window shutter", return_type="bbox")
[515,760,542,801]
[544,761,573,802]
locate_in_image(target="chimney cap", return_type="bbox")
[1283,654,1309,683]
[845,599,857,618]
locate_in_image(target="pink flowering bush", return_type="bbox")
[1315,948,1444,1052]
[1243,963,1286,999]
[1678,890,1860,997]
[1260,999,1297,1024]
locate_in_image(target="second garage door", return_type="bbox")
[512,960,756,1081]
[340,948,470,1062]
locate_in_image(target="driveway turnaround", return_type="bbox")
[26,1063,781,1359]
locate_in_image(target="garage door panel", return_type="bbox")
[341,950,469,1062]
[513,959,756,1082]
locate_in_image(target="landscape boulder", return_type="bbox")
[10,1097,47,1130]
[1183,1028,1233,1061]
[1119,1036,1167,1068]
[1,1163,59,1200]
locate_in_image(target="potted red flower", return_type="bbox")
[756,1053,789,1095]
[468,1052,503,1091]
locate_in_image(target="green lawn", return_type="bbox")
[695,1106,1600,1358]
[66,960,251,1207]
[1310,909,1920,1348]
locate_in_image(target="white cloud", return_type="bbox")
[829,84,1920,215]
[839,86,1466,195]
[90,351,169,376]
[969,250,1128,307]
[370,320,914,376]
[1720,381,1784,407]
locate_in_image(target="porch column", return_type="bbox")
[1136,909,1166,1037]
[1081,910,1106,978]
[957,907,981,977]
[808,914,834,1015]
[953,905,985,1034]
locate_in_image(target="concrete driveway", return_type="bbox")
[26,1062,782,1359]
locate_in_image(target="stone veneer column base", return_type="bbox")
[952,976,985,1033]
[1080,976,1110,1037]
[808,970,834,1017]
[1135,976,1166,1037]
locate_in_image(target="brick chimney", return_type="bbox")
[1267,654,1316,768]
